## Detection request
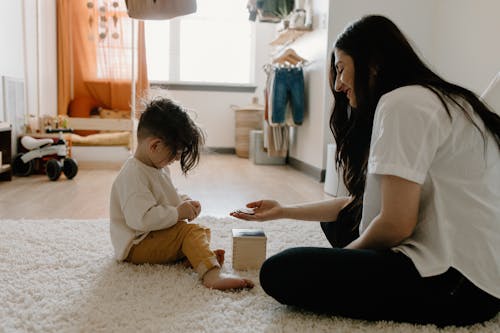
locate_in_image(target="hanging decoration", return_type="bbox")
[111,1,120,39]
[87,0,123,42]
[87,1,95,41]
[98,2,107,40]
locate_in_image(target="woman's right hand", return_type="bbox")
[230,200,284,221]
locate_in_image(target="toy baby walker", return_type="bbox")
[13,132,78,181]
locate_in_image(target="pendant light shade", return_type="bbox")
[125,0,196,20]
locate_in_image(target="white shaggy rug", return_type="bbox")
[0,217,498,333]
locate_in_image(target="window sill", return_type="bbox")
[150,81,257,93]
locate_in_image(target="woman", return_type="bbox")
[231,15,500,326]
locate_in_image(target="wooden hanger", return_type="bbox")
[272,48,307,66]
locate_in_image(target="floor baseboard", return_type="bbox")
[204,147,236,154]
[204,148,325,182]
[288,156,325,182]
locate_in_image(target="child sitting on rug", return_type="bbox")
[109,98,254,290]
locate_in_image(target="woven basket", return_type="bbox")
[232,97,264,158]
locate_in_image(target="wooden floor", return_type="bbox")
[0,154,330,219]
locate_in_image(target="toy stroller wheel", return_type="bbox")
[13,153,33,176]
[63,158,78,179]
[46,159,62,181]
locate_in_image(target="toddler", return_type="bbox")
[110,98,254,290]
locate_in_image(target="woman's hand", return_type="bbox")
[230,200,283,221]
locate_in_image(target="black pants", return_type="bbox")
[259,222,500,327]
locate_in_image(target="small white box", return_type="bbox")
[232,228,267,270]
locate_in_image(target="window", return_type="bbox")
[145,0,254,85]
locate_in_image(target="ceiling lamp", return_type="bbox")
[125,0,196,20]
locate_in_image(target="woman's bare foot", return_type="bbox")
[202,267,254,290]
[180,249,225,269]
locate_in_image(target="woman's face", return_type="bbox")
[333,48,357,108]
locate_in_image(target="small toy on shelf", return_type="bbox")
[13,131,78,181]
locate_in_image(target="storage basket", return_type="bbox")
[232,97,264,158]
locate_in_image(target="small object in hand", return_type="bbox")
[234,207,255,215]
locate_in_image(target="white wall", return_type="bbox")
[38,0,57,118]
[0,1,24,78]
[151,22,276,148]
[23,0,57,120]
[433,0,500,94]
[0,0,56,124]
[152,89,259,148]
[314,0,500,172]
[23,0,38,121]
[0,0,24,122]
[286,0,330,169]
[286,0,437,170]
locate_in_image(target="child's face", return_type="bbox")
[150,139,181,169]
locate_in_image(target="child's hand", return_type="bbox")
[177,200,201,221]
[188,200,201,219]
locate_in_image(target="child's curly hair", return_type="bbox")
[137,98,205,174]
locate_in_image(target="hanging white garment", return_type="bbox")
[263,67,276,149]
[267,69,277,127]
[125,0,197,20]
[263,120,269,149]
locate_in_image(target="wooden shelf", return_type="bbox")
[0,124,12,181]
[0,164,11,174]
[270,27,312,46]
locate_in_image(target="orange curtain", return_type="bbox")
[57,0,148,115]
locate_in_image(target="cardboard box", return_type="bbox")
[232,228,267,270]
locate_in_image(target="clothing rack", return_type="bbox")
[264,48,309,73]
[260,48,307,158]
[273,48,307,64]
[262,62,305,74]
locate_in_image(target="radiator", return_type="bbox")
[1,76,26,155]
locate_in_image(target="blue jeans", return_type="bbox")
[272,67,305,125]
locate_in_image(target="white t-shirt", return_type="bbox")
[109,157,181,260]
[360,85,500,298]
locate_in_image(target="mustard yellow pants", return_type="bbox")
[125,221,219,278]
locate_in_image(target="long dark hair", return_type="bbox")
[138,98,205,174]
[329,15,500,246]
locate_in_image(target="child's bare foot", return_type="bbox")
[213,249,225,266]
[202,267,254,290]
